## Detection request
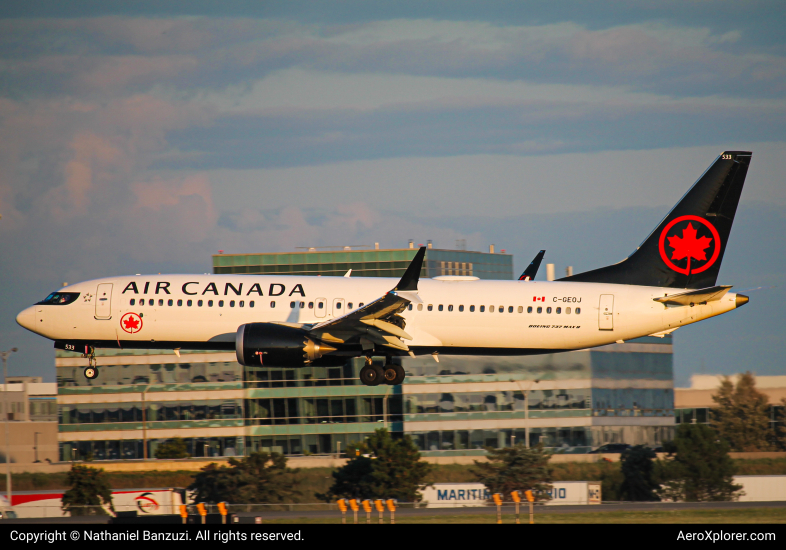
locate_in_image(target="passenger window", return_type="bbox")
[219,300,224,307]
[576,307,581,314]
[537,307,542,313]
[417,304,423,311]
[566,307,571,314]
[448,305,453,312]
[149,299,154,306]
[359,303,364,308]
[208,300,214,307]
[198,300,203,307]
[158,299,163,306]
[556,307,561,314]
[348,303,353,309]
[480,305,485,312]
[518,306,523,313]
[300,301,305,308]
[336,302,342,309]
[230,300,236,307]
[508,306,513,313]
[408,304,413,311]
[490,305,495,312]
[318,302,324,309]
[168,299,173,306]
[187,300,193,306]
[438,305,444,311]
[130,299,135,306]
[527,306,532,313]
[458,305,464,312]
[428,305,433,311]
[177,299,183,306]
[240,301,245,307]
[250,301,255,308]
[469,305,475,312]
[290,301,296,308]
[546,307,552,314]
[308,302,314,309]
[270,301,276,308]
[499,306,504,313]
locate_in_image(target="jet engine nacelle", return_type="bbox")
[235,323,335,367]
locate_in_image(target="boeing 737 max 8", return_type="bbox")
[16,151,752,386]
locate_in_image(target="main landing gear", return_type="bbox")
[82,347,99,380]
[359,358,405,386]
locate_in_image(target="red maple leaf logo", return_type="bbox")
[667,222,712,274]
[123,316,140,330]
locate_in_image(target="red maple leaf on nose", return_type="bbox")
[123,316,140,330]
[667,222,712,274]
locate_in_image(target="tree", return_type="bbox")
[188,452,301,504]
[318,428,431,502]
[61,464,114,516]
[470,443,552,502]
[657,424,742,502]
[620,445,659,501]
[776,398,786,451]
[711,372,772,451]
[154,438,190,459]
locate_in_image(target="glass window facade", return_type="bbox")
[212,248,514,280]
[56,336,675,459]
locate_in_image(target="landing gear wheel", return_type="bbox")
[359,364,384,386]
[84,366,99,380]
[383,364,406,385]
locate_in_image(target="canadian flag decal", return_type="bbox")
[533,296,545,302]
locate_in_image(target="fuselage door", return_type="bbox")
[332,298,345,318]
[315,298,327,318]
[95,283,113,320]
[598,294,614,330]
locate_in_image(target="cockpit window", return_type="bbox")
[37,292,80,305]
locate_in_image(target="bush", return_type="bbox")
[657,424,742,502]
[188,452,301,504]
[61,465,114,516]
[620,445,659,501]
[318,428,431,502]
[154,438,190,459]
[470,443,553,502]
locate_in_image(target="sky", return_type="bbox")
[0,2,784,386]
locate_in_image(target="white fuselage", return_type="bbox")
[17,274,742,355]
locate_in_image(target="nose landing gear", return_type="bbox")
[81,347,99,380]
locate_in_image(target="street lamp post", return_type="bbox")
[511,378,539,448]
[2,347,18,507]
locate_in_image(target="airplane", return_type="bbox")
[17,151,752,387]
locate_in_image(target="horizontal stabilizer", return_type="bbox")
[653,285,732,306]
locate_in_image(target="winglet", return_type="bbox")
[395,246,426,291]
[519,250,545,281]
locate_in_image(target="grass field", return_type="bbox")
[258,507,786,524]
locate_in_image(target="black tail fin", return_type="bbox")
[519,250,545,281]
[560,151,751,289]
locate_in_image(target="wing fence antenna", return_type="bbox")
[519,250,545,281]
[395,247,426,291]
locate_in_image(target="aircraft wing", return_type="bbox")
[653,285,732,306]
[309,247,426,351]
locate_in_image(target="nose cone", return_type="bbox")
[16,306,36,332]
[735,294,749,308]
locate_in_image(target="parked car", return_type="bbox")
[588,443,631,454]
